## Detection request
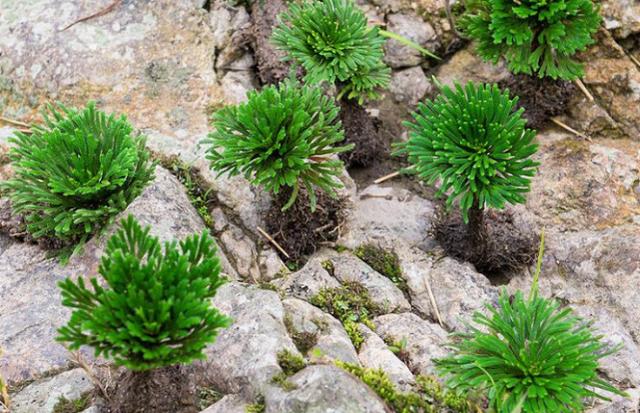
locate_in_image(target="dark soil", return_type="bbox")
[264,186,346,263]
[0,198,66,250]
[249,0,293,85]
[499,74,576,129]
[106,366,198,413]
[338,98,385,169]
[433,207,539,279]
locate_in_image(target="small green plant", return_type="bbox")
[57,216,231,370]
[203,79,352,211]
[272,0,390,103]
[246,396,266,413]
[461,0,601,79]
[3,102,154,243]
[435,234,625,413]
[355,244,406,293]
[397,81,538,257]
[52,393,91,413]
[0,349,9,411]
[272,349,307,390]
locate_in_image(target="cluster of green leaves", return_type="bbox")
[397,82,539,222]
[272,349,307,390]
[204,79,352,211]
[3,102,154,242]
[57,216,231,371]
[461,0,601,79]
[436,236,624,412]
[354,244,406,293]
[272,0,390,103]
[337,362,479,412]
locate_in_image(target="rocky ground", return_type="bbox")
[0,0,639,412]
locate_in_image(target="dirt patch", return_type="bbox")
[249,0,292,85]
[433,207,539,279]
[106,366,198,413]
[264,186,346,264]
[338,98,385,168]
[499,74,576,129]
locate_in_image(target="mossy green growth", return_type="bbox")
[52,393,91,413]
[272,349,307,391]
[336,361,480,413]
[245,397,265,413]
[309,282,380,350]
[198,387,224,410]
[355,244,406,293]
[283,314,319,354]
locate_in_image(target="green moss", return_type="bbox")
[245,396,265,413]
[355,244,407,294]
[52,393,91,413]
[257,282,278,292]
[284,314,319,354]
[336,362,481,413]
[198,387,225,410]
[277,349,306,375]
[309,282,381,350]
[155,154,215,228]
[321,259,335,275]
[271,372,298,391]
[333,244,349,253]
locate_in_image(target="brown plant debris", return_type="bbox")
[338,98,384,168]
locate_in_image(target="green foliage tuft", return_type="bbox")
[397,82,539,222]
[354,244,406,293]
[52,394,91,413]
[203,79,352,211]
[3,102,154,242]
[272,0,390,103]
[435,288,625,413]
[461,0,601,79]
[57,216,231,371]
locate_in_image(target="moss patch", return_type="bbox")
[284,314,319,354]
[309,282,380,350]
[271,349,307,391]
[52,393,91,413]
[336,362,481,413]
[355,244,407,294]
[245,396,265,413]
[197,387,224,410]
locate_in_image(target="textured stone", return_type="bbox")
[374,313,448,376]
[200,394,248,413]
[283,298,359,364]
[220,70,258,104]
[388,66,431,105]
[272,256,341,300]
[384,13,438,68]
[601,0,640,39]
[264,365,387,413]
[358,325,415,391]
[434,47,509,87]
[204,283,299,398]
[11,369,93,413]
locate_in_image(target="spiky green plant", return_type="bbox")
[397,81,538,253]
[57,216,231,370]
[271,0,390,103]
[2,102,154,242]
[435,234,625,413]
[203,79,352,211]
[462,0,601,79]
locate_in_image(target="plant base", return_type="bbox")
[0,199,66,250]
[264,186,346,263]
[499,74,576,129]
[107,366,198,413]
[433,208,538,278]
[338,98,384,168]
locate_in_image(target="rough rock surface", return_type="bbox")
[384,13,438,68]
[388,66,431,105]
[10,368,93,413]
[200,394,248,413]
[358,325,415,390]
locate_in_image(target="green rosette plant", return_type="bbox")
[271,0,390,103]
[57,216,231,370]
[462,0,601,79]
[2,102,154,242]
[436,235,626,413]
[203,79,352,211]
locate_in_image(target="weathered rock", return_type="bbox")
[0,0,220,144]
[374,313,448,376]
[388,66,431,105]
[210,1,252,70]
[263,365,387,413]
[339,185,436,251]
[0,166,234,383]
[358,325,415,391]
[10,369,93,413]
[325,251,411,313]
[219,223,261,281]
[601,0,640,39]
[283,298,359,364]
[203,283,299,398]
[368,0,412,13]
[272,257,341,300]
[200,394,248,413]
[220,70,258,104]
[434,47,509,88]
[258,249,287,282]
[586,387,640,413]
[384,13,438,68]
[396,245,498,330]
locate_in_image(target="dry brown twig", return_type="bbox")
[257,226,291,259]
[574,78,594,102]
[374,171,400,184]
[423,275,444,326]
[61,0,122,32]
[69,350,112,401]
[550,117,592,141]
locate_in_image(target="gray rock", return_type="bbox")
[396,245,498,330]
[601,0,640,39]
[219,223,261,281]
[210,1,251,71]
[358,325,415,391]
[200,394,248,413]
[272,257,341,300]
[374,313,448,376]
[389,67,431,105]
[586,387,640,413]
[220,71,258,104]
[258,249,287,282]
[327,252,411,313]
[384,13,438,68]
[435,47,509,87]
[204,283,299,398]
[283,298,359,364]
[264,365,387,413]
[339,185,436,251]
[11,369,93,413]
